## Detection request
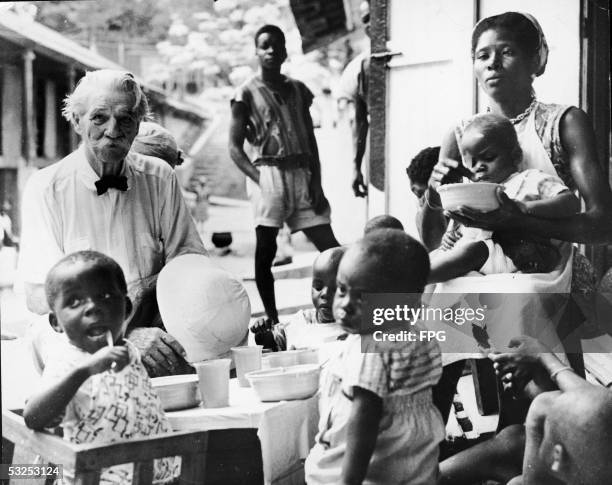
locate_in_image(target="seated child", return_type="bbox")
[429,113,579,283]
[250,246,347,351]
[439,335,612,485]
[493,336,612,485]
[363,214,404,234]
[23,251,178,484]
[305,229,444,484]
[406,146,441,201]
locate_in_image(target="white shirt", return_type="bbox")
[18,145,206,299]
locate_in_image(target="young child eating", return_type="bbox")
[429,113,579,283]
[305,229,444,484]
[250,246,347,351]
[23,251,178,484]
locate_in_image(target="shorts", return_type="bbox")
[248,165,331,232]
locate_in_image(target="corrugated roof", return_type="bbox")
[0,9,208,120]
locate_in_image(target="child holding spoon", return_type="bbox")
[428,113,578,283]
[23,250,178,484]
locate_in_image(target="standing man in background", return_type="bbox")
[339,1,370,198]
[229,24,339,324]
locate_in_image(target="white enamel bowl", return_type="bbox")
[437,182,501,212]
[151,374,200,411]
[246,364,321,402]
[261,349,319,368]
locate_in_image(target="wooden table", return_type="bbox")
[166,379,320,485]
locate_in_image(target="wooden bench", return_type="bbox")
[2,408,208,484]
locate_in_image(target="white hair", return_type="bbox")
[62,69,149,122]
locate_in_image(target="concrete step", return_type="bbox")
[240,251,317,281]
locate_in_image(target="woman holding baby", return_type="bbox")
[420,10,612,456]
[423,12,611,250]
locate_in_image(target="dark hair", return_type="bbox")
[463,113,522,163]
[364,215,404,234]
[45,250,127,309]
[254,24,286,46]
[406,146,440,185]
[357,229,430,292]
[471,12,540,60]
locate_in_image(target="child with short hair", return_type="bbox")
[305,229,444,484]
[363,214,404,234]
[250,246,347,351]
[439,335,612,485]
[23,250,178,484]
[429,113,579,283]
[406,146,441,202]
[491,336,612,485]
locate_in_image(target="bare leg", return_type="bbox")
[433,360,466,424]
[255,225,280,322]
[439,424,525,485]
[302,224,340,251]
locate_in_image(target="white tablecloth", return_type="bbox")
[166,379,320,485]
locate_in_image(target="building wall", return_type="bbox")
[384,0,475,236]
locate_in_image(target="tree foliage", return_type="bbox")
[30,0,172,43]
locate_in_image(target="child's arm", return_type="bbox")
[340,386,383,485]
[23,346,129,430]
[521,191,580,219]
[428,241,489,284]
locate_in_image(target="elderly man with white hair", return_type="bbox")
[18,69,208,377]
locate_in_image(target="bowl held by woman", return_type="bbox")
[437,182,501,212]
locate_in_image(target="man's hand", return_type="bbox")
[352,169,367,198]
[126,327,192,377]
[446,189,523,231]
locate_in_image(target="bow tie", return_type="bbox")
[95,175,128,196]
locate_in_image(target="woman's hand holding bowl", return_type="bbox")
[446,187,524,231]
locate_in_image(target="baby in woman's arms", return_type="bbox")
[429,113,579,283]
